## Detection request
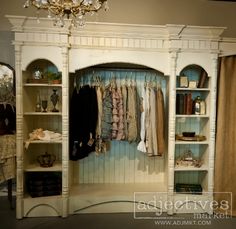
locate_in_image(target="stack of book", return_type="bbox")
[27,172,62,198]
[175,183,203,195]
[176,93,193,115]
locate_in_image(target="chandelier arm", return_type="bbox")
[48,7,62,16]
[72,5,102,14]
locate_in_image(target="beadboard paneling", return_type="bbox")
[76,141,165,184]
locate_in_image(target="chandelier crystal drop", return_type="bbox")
[23,0,109,27]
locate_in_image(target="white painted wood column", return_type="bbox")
[61,46,69,217]
[167,50,178,215]
[208,53,218,214]
[15,43,24,219]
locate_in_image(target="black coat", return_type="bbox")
[69,85,98,160]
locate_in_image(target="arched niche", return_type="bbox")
[23,59,61,84]
[69,62,168,186]
[177,64,209,89]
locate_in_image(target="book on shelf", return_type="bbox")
[198,70,207,88]
[176,94,183,114]
[176,93,193,115]
[186,93,193,115]
[183,94,187,114]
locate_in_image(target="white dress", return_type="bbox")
[137,86,147,153]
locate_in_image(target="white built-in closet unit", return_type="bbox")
[7,15,233,218]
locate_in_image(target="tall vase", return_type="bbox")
[50,89,59,112]
[35,91,41,112]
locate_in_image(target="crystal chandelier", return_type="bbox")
[23,0,109,27]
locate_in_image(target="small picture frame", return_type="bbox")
[189,80,198,89]
[179,75,188,88]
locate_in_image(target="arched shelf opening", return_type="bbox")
[24,59,61,84]
[177,64,209,89]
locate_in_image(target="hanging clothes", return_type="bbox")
[70,85,98,161]
[137,86,147,153]
[116,87,125,140]
[121,85,128,140]
[95,86,103,139]
[156,86,165,155]
[127,85,138,143]
[139,84,165,157]
[111,85,119,139]
[145,86,151,152]
[148,88,158,156]
[101,86,113,140]
[133,85,141,143]
[69,72,165,159]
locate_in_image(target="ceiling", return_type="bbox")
[1,0,236,37]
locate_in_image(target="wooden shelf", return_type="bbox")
[175,141,209,145]
[24,112,62,116]
[176,115,209,118]
[176,88,210,92]
[174,166,208,171]
[23,83,62,87]
[24,140,62,144]
[24,162,62,172]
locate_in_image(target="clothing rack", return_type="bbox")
[70,66,167,185]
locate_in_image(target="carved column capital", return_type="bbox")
[61,46,69,55]
[169,49,180,59]
[211,52,219,62]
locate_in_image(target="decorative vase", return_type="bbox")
[35,92,41,112]
[50,89,59,112]
[41,100,48,112]
[32,68,43,79]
